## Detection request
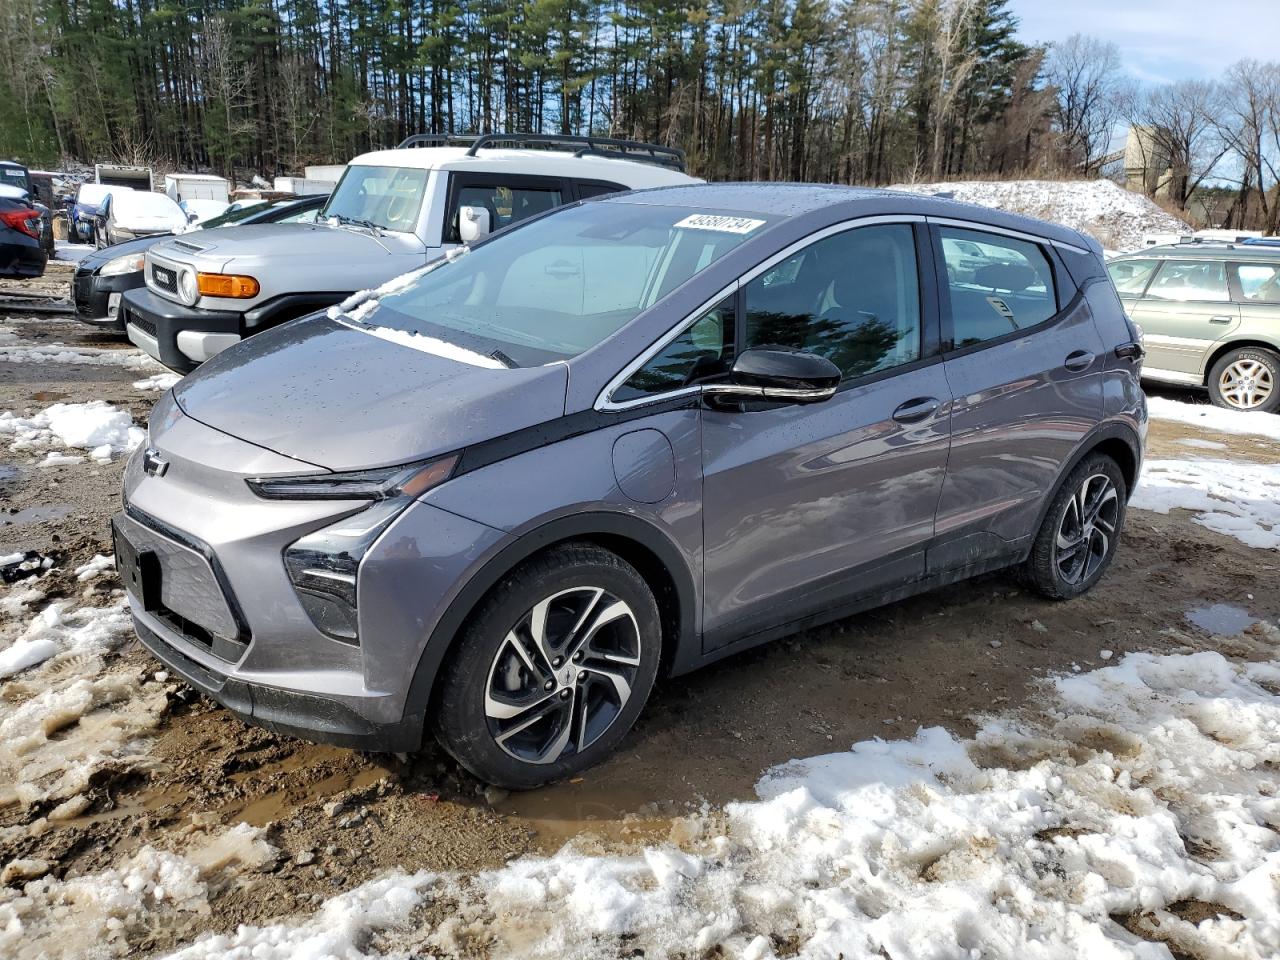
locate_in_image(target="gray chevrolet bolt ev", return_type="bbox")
[115,183,1147,788]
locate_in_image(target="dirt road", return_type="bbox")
[2,261,1278,955]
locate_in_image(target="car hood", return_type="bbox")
[80,235,164,272]
[151,222,425,272]
[173,315,569,472]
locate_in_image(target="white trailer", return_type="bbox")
[164,173,230,204]
[273,176,337,196]
[94,164,152,191]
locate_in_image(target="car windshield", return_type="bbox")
[360,203,772,366]
[321,165,427,233]
[116,190,182,220]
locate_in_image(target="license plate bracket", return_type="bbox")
[112,520,161,612]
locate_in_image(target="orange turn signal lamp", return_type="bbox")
[196,272,260,298]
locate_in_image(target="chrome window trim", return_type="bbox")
[926,216,1092,256]
[596,214,926,412]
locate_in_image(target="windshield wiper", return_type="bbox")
[489,349,519,369]
[328,214,383,236]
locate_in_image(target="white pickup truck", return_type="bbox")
[120,134,699,372]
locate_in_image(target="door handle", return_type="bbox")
[1063,350,1095,372]
[1209,315,1233,324]
[891,397,941,423]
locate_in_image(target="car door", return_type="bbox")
[1127,258,1239,376]
[931,221,1105,554]
[698,219,952,649]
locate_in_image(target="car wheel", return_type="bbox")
[1208,346,1280,413]
[434,543,662,789]
[1023,453,1127,600]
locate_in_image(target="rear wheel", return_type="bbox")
[433,543,662,789]
[1023,453,1127,600]
[1208,346,1280,413]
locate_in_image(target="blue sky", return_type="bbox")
[1006,0,1279,84]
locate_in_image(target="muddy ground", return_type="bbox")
[2,260,1278,954]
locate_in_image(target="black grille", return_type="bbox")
[129,313,157,338]
[72,271,95,318]
[150,262,178,295]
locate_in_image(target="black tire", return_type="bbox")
[1208,346,1280,414]
[433,543,662,789]
[1023,453,1127,600]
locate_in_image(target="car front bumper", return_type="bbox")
[121,286,243,373]
[72,266,143,331]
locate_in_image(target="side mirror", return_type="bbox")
[458,205,491,243]
[704,348,841,405]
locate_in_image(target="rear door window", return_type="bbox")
[1145,260,1230,302]
[938,226,1057,348]
[1233,262,1280,303]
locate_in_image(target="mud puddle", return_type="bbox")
[1185,603,1257,636]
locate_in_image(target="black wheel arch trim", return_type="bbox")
[402,510,698,738]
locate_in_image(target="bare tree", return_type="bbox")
[200,15,254,179]
[927,0,981,179]
[1044,33,1123,172]
[278,52,319,173]
[1123,79,1227,210]
[1211,60,1280,233]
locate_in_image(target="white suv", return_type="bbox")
[121,134,698,372]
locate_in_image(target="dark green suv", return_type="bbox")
[1109,242,1280,412]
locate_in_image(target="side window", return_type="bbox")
[939,226,1057,348]
[1233,263,1280,303]
[612,301,734,403]
[742,223,921,381]
[1145,259,1229,302]
[450,180,563,240]
[1108,259,1159,296]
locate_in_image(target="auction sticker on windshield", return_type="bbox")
[674,214,766,234]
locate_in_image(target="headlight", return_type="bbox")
[258,455,458,643]
[247,455,457,501]
[178,269,198,305]
[99,252,146,277]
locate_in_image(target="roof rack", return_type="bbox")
[394,131,687,172]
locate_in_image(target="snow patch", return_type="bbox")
[74,554,115,582]
[143,646,1280,960]
[0,339,166,371]
[0,401,143,461]
[352,323,506,369]
[133,372,181,391]
[52,242,96,263]
[891,179,1190,252]
[0,598,164,809]
[1147,395,1280,442]
[1132,458,1280,549]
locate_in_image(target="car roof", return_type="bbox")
[603,182,1098,250]
[1114,242,1280,262]
[345,146,699,189]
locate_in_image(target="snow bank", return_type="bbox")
[0,400,143,461]
[142,644,1280,960]
[1132,458,1280,549]
[1148,395,1280,442]
[891,179,1190,252]
[52,242,95,263]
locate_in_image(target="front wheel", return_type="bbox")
[1208,346,1280,413]
[434,543,662,789]
[1023,453,1127,600]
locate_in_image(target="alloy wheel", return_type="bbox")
[1218,358,1274,410]
[1054,473,1119,586]
[484,587,641,764]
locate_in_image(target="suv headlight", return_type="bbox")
[100,252,146,277]
[249,456,458,643]
[178,268,199,305]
